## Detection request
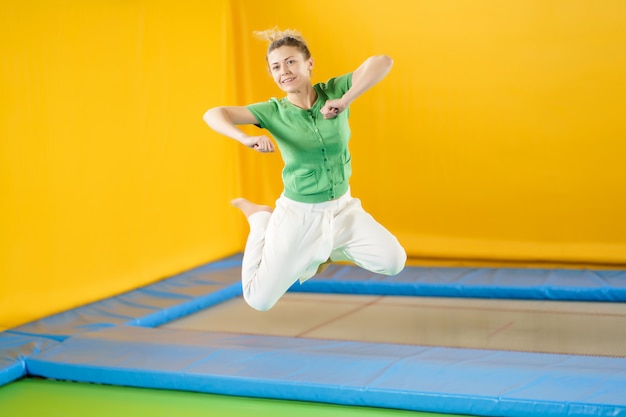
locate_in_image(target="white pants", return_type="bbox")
[241,190,406,311]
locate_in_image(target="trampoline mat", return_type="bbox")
[163,293,626,357]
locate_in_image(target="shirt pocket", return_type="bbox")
[292,169,329,195]
[341,154,352,182]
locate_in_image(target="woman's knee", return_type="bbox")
[356,243,406,276]
[243,291,277,312]
[384,244,407,276]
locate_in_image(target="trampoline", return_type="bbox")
[163,292,626,357]
[1,253,626,417]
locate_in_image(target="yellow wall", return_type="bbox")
[0,0,244,330]
[232,0,626,264]
[2,0,625,330]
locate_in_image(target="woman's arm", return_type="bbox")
[320,55,393,119]
[203,106,274,152]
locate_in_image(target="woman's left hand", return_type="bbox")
[320,99,346,119]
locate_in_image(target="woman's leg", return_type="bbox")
[331,198,406,276]
[234,197,330,311]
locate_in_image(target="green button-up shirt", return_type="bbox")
[247,74,353,203]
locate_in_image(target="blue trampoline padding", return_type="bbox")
[27,326,626,417]
[8,254,625,343]
[7,254,243,341]
[0,332,59,386]
[295,264,626,301]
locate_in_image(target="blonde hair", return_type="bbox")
[253,27,311,60]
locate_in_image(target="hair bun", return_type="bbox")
[254,27,311,60]
[254,27,306,46]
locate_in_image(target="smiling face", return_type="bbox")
[267,45,314,94]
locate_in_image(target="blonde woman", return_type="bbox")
[204,28,406,311]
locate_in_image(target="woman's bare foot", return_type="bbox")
[231,198,273,218]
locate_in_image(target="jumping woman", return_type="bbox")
[203,28,406,311]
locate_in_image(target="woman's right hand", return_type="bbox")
[203,106,273,152]
[241,135,275,153]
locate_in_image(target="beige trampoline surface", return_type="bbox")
[163,292,626,358]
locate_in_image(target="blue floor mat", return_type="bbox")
[27,326,626,417]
